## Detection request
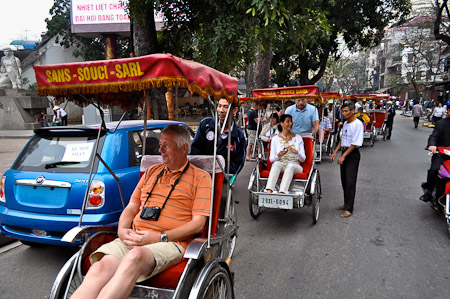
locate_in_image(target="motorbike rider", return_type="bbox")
[420,99,450,204]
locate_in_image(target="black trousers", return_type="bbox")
[340,149,360,213]
[413,117,420,128]
[386,121,393,138]
[424,155,450,200]
[61,115,68,126]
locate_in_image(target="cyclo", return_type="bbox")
[318,92,343,158]
[243,86,323,223]
[351,93,391,141]
[34,53,238,298]
[347,94,378,147]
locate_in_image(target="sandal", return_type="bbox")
[340,211,352,218]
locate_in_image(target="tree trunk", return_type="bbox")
[133,7,158,56]
[244,46,273,96]
[132,6,168,119]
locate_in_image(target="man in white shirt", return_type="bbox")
[329,102,364,218]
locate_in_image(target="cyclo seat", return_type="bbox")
[259,137,314,180]
[79,155,225,289]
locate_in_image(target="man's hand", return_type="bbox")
[329,152,337,162]
[120,228,160,249]
[337,156,345,165]
[429,145,437,154]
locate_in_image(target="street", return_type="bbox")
[1,115,450,298]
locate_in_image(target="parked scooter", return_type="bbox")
[423,146,450,237]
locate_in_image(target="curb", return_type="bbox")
[0,136,33,139]
[0,235,15,247]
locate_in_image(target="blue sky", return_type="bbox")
[0,0,54,47]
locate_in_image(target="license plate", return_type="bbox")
[258,194,293,209]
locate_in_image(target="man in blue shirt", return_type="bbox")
[285,98,319,135]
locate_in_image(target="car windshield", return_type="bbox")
[13,134,101,172]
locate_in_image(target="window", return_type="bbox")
[13,134,101,172]
[408,53,413,63]
[128,129,163,167]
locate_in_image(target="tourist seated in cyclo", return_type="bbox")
[265,114,306,194]
[70,125,212,299]
[354,106,370,129]
[260,112,280,149]
[318,110,332,143]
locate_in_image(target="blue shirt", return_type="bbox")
[285,103,319,134]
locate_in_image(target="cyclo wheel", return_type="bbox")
[189,260,234,299]
[382,123,387,140]
[248,170,261,219]
[49,253,83,299]
[312,170,322,224]
[220,197,237,260]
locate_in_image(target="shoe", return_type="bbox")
[387,137,391,140]
[419,192,432,202]
[336,205,345,210]
[419,189,433,202]
[340,211,352,218]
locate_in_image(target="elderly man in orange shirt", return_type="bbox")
[71,125,212,299]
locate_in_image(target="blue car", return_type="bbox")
[0,120,192,246]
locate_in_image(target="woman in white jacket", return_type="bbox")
[265,114,306,193]
[260,112,279,147]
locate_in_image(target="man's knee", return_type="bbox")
[89,255,120,277]
[122,247,155,273]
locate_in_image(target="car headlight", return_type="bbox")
[0,176,5,203]
[87,180,104,209]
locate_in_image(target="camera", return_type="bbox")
[140,206,161,221]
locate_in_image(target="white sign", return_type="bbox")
[71,0,130,25]
[62,143,95,162]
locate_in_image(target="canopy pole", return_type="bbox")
[143,91,148,155]
[166,87,174,120]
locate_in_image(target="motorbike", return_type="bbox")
[423,146,450,237]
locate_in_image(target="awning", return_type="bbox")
[240,85,325,105]
[34,53,238,106]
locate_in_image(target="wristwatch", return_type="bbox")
[160,232,168,242]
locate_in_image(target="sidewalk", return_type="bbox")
[0,130,34,139]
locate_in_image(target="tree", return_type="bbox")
[434,0,450,45]
[45,0,129,60]
[402,17,445,101]
[156,0,330,94]
[272,0,411,86]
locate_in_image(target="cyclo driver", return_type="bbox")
[420,100,450,205]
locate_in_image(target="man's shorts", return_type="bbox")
[247,129,257,145]
[90,238,184,282]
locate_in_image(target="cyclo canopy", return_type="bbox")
[240,85,325,106]
[33,53,238,108]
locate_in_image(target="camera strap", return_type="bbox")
[142,161,191,210]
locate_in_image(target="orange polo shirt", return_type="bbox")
[130,161,212,249]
